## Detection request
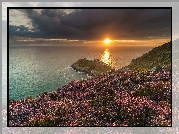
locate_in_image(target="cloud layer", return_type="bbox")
[9,9,171,41]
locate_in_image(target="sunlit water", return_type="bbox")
[9,45,152,101]
[100,48,115,68]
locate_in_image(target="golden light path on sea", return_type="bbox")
[100,48,114,68]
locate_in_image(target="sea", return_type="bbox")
[6,45,153,103]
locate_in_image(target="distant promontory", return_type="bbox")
[71,58,114,76]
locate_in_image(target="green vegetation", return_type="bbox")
[124,41,171,71]
[71,58,113,76]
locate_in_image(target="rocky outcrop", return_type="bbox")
[71,58,113,76]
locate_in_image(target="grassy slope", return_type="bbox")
[125,41,171,71]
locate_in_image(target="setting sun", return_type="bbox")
[104,38,111,44]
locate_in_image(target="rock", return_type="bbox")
[71,58,112,76]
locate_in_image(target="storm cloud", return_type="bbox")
[9,8,171,40]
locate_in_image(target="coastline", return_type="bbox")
[9,67,171,126]
[8,42,172,126]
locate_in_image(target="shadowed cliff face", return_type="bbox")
[124,41,171,71]
[71,58,113,76]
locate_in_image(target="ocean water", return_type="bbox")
[9,45,152,101]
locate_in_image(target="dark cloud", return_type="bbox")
[9,9,171,40]
[9,25,44,38]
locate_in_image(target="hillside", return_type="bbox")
[9,68,171,126]
[124,41,171,71]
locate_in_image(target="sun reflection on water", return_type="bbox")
[100,48,115,68]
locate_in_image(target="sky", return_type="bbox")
[2,2,178,47]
